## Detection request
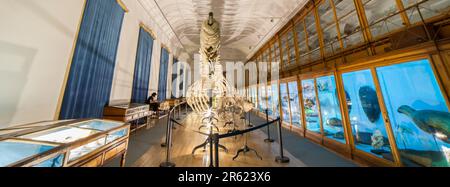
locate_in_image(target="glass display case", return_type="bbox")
[376,59,450,167]
[341,69,393,160]
[258,85,267,113]
[288,81,302,128]
[317,75,346,143]
[272,40,280,63]
[287,30,297,66]
[362,0,404,38]
[318,0,341,56]
[0,119,130,167]
[333,0,364,49]
[271,83,280,118]
[281,33,290,68]
[305,11,321,62]
[280,83,291,124]
[295,21,308,65]
[267,85,274,117]
[402,0,450,24]
[302,79,321,134]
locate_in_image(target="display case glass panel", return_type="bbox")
[106,129,128,143]
[318,0,341,56]
[333,0,364,48]
[271,83,280,118]
[273,40,280,63]
[402,0,450,24]
[280,83,291,124]
[341,69,393,160]
[21,126,101,144]
[295,21,308,65]
[317,75,346,143]
[376,59,450,167]
[305,12,321,62]
[68,137,106,161]
[267,85,274,117]
[281,33,289,68]
[362,0,404,38]
[287,30,296,66]
[33,154,64,167]
[0,140,56,167]
[73,120,123,131]
[288,81,302,128]
[302,79,321,134]
[259,86,267,112]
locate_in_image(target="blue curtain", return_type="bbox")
[179,61,184,95]
[158,48,169,102]
[131,28,154,103]
[171,58,178,99]
[60,0,125,119]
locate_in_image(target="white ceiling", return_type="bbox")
[142,0,307,61]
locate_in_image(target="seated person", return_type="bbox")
[147,93,160,114]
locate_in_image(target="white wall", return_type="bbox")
[0,0,85,127]
[0,0,185,128]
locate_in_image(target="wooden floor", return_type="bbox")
[132,113,307,167]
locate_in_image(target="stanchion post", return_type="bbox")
[213,133,220,167]
[275,118,290,163]
[264,109,275,143]
[160,110,176,167]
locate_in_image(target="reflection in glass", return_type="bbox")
[317,76,346,143]
[288,81,302,128]
[0,140,55,167]
[333,0,364,48]
[377,59,450,167]
[273,41,280,63]
[272,83,280,118]
[302,79,321,134]
[341,70,393,160]
[305,12,321,62]
[258,86,266,112]
[281,33,290,68]
[363,0,404,38]
[288,30,296,66]
[319,0,341,56]
[402,0,450,24]
[34,154,64,167]
[267,85,273,117]
[295,21,308,64]
[280,83,291,124]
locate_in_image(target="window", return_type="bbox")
[402,0,450,24]
[287,30,297,66]
[363,0,404,38]
[280,83,291,124]
[295,21,308,65]
[305,12,321,62]
[318,0,341,56]
[341,69,393,160]
[317,75,346,143]
[288,81,302,128]
[333,0,364,48]
[302,79,321,134]
[281,33,290,68]
[376,59,450,167]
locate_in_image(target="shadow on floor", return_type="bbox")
[248,113,357,167]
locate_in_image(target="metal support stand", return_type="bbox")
[233,113,262,161]
[176,103,181,120]
[264,109,275,143]
[192,135,228,155]
[160,111,176,167]
[275,120,290,163]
